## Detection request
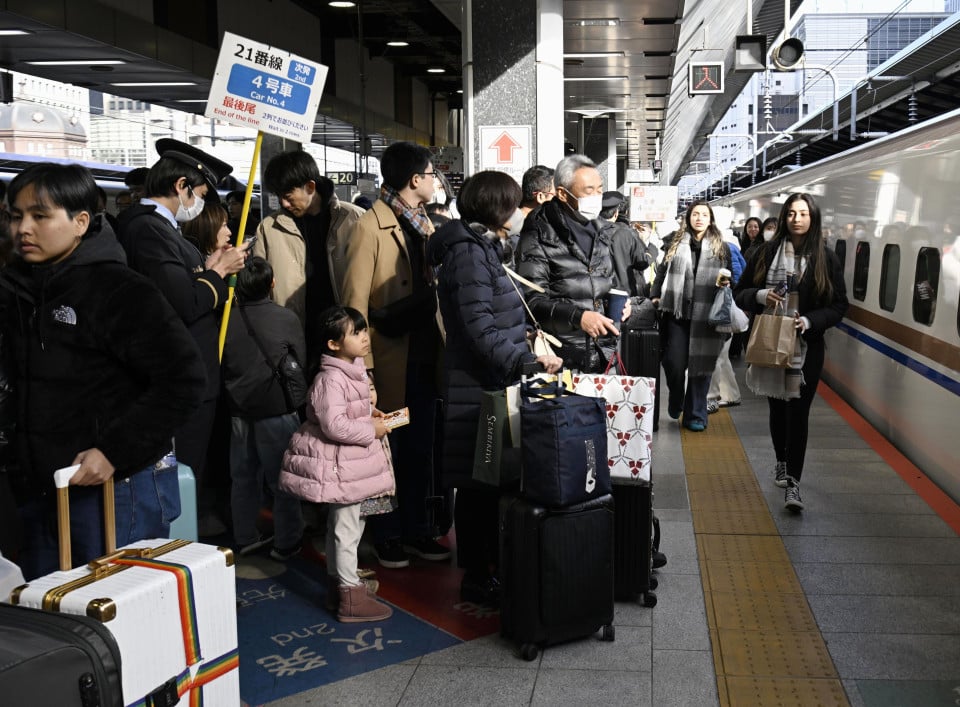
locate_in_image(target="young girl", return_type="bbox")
[280,306,395,622]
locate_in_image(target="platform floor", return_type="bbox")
[234,363,960,707]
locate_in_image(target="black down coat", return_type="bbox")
[427,220,535,490]
[0,219,205,502]
[517,200,620,372]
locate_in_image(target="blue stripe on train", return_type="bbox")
[835,321,960,397]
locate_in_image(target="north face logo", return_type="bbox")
[51,305,77,326]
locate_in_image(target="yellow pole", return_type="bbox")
[218,130,264,361]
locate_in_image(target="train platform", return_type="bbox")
[232,363,960,707]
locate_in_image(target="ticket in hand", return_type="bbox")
[382,407,410,429]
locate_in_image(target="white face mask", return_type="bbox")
[576,193,603,221]
[763,229,776,241]
[504,208,525,236]
[175,188,205,223]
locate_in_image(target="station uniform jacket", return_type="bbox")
[427,219,535,490]
[253,193,364,323]
[279,355,394,505]
[118,204,228,402]
[517,199,621,372]
[340,199,428,412]
[0,218,205,502]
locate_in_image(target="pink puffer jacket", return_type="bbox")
[280,355,395,504]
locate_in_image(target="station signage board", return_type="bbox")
[628,185,679,223]
[327,171,357,186]
[479,125,531,183]
[206,32,328,144]
[688,61,724,95]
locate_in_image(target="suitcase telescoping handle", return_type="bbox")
[54,465,117,571]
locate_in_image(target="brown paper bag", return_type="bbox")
[745,303,797,368]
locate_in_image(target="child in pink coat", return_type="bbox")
[280,306,395,622]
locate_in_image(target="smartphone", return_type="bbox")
[774,280,789,297]
[242,235,258,251]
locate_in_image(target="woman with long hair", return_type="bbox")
[734,193,847,511]
[651,200,732,431]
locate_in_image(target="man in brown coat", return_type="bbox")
[255,150,364,368]
[340,141,449,569]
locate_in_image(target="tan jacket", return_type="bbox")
[253,194,364,323]
[340,200,415,411]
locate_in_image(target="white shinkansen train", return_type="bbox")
[716,108,960,503]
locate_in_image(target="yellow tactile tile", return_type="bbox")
[687,473,764,495]
[703,561,805,595]
[709,591,818,632]
[717,676,732,707]
[693,510,779,535]
[697,534,792,564]
[716,629,839,679]
[684,458,753,475]
[725,677,848,707]
[689,490,767,513]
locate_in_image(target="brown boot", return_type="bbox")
[337,583,392,623]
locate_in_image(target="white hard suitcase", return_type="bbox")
[10,467,239,706]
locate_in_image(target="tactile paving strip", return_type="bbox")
[683,409,849,706]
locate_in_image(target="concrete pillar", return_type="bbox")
[463,0,565,179]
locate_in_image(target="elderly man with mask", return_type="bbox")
[516,154,631,372]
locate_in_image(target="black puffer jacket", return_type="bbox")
[517,200,619,371]
[0,220,205,502]
[427,220,535,489]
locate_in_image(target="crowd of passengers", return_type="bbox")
[0,139,845,623]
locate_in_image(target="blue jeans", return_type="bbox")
[19,459,180,581]
[229,414,303,550]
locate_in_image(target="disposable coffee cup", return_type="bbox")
[607,289,628,324]
[716,268,732,287]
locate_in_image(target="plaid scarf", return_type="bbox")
[380,184,434,241]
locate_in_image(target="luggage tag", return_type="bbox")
[382,407,410,430]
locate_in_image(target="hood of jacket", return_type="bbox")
[427,218,500,268]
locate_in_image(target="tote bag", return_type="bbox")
[745,302,797,368]
[519,378,610,508]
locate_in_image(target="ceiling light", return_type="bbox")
[427,68,445,73]
[387,41,409,47]
[111,81,196,87]
[329,1,356,7]
[27,59,126,66]
[175,99,208,103]
[566,18,621,27]
[456,89,463,93]
[0,29,31,36]
[563,52,625,58]
[564,76,628,82]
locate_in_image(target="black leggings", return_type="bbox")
[767,338,825,482]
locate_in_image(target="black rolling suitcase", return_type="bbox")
[499,494,615,661]
[0,603,123,706]
[612,484,658,607]
[621,326,661,430]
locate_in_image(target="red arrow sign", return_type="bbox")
[490,131,521,163]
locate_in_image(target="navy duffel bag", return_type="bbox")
[519,376,610,508]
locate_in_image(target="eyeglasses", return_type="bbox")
[417,171,437,178]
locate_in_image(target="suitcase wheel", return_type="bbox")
[643,592,658,608]
[601,624,615,642]
[519,643,539,662]
[649,576,659,590]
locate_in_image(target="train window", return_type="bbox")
[879,245,900,312]
[912,247,940,326]
[853,241,870,301]
[835,239,847,272]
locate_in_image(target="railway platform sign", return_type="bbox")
[206,32,328,143]
[479,125,531,183]
[628,185,679,223]
[688,61,724,95]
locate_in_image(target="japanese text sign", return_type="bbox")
[206,32,328,143]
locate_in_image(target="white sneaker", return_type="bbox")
[784,478,804,512]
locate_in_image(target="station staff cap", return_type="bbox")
[155,138,233,191]
[602,191,625,209]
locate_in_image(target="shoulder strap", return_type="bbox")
[237,302,283,381]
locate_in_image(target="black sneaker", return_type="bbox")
[374,540,410,569]
[239,535,274,556]
[269,543,302,561]
[460,574,501,607]
[403,537,452,562]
